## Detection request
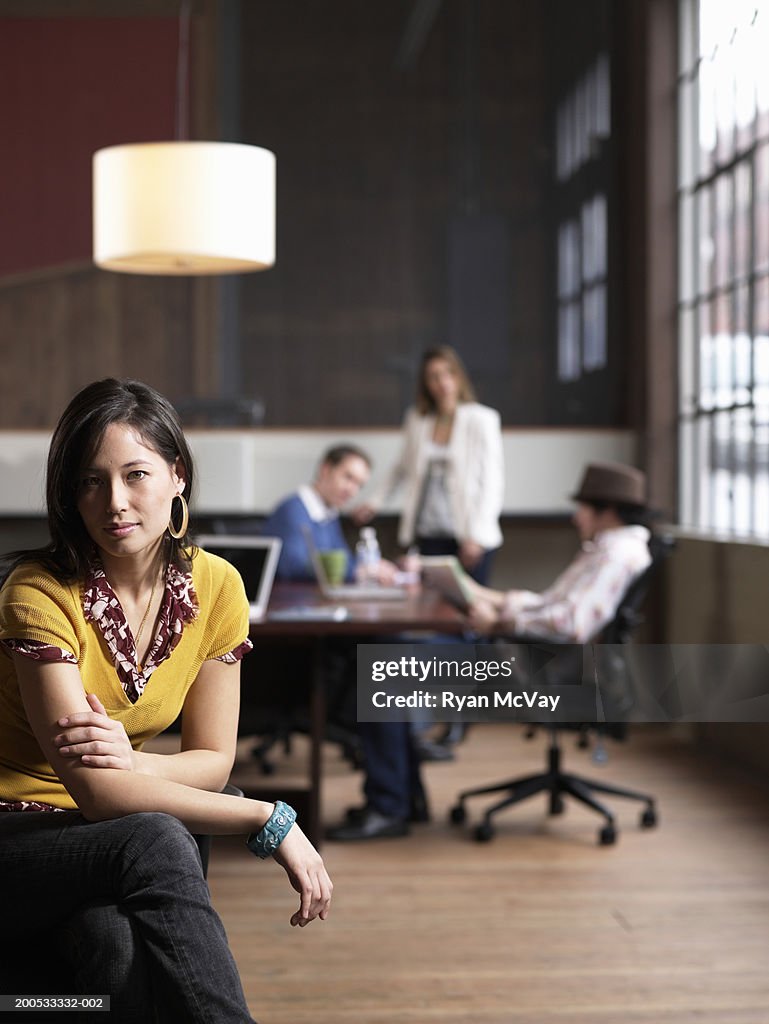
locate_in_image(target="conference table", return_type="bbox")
[248,582,467,847]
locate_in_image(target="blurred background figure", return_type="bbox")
[355,345,505,759]
[257,444,399,777]
[262,443,396,584]
[355,345,504,585]
[466,461,652,642]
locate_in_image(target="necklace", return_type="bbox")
[434,410,454,441]
[134,571,159,672]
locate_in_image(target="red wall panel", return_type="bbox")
[1,17,179,277]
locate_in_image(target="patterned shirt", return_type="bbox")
[501,526,652,644]
[0,558,252,812]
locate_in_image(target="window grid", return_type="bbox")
[555,55,611,383]
[678,0,769,537]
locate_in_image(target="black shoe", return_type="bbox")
[344,804,371,825]
[326,808,410,841]
[408,792,431,823]
[414,737,455,762]
[344,797,430,825]
[439,722,469,746]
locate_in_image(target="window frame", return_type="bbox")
[678,0,769,538]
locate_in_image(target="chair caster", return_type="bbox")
[599,824,616,845]
[474,822,494,842]
[449,804,466,825]
[640,807,657,828]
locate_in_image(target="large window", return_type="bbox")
[678,0,769,536]
[555,55,611,383]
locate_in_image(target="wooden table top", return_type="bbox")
[250,582,467,637]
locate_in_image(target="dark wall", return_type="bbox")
[239,0,551,426]
[0,0,641,432]
[545,0,622,426]
[0,269,201,428]
[0,7,219,427]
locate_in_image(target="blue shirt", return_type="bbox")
[261,491,354,582]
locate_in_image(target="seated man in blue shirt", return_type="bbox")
[262,443,395,583]
[260,446,397,788]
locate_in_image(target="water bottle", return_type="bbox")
[355,527,381,585]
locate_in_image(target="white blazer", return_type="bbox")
[369,402,504,549]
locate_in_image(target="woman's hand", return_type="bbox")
[271,823,333,927]
[459,539,484,571]
[376,558,400,586]
[54,693,136,770]
[466,597,501,635]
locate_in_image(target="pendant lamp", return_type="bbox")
[92,1,275,276]
[92,141,275,275]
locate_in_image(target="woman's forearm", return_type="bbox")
[465,577,507,608]
[133,747,234,793]
[77,765,273,833]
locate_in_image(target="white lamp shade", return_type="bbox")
[93,141,276,275]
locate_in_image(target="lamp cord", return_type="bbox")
[175,0,192,141]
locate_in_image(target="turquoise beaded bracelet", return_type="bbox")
[246,800,297,859]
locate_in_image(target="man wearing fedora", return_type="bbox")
[467,461,652,642]
[326,461,651,843]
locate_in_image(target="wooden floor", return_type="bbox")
[210,725,769,1024]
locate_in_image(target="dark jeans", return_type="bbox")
[355,541,494,819]
[413,536,488,744]
[0,811,255,1024]
[359,721,426,819]
[416,535,494,585]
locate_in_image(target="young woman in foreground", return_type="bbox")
[0,378,332,1023]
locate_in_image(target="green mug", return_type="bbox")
[318,549,348,586]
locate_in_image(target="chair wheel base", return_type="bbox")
[449,804,466,825]
[599,824,616,845]
[474,822,494,842]
[640,807,657,828]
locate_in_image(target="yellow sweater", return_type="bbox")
[0,550,249,808]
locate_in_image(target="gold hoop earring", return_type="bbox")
[168,494,189,540]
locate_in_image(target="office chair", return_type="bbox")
[239,639,363,775]
[449,534,675,846]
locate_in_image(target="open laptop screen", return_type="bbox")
[195,535,282,618]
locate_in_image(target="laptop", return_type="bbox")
[196,534,282,620]
[419,555,473,612]
[303,526,405,601]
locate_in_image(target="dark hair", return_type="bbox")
[416,345,476,415]
[1,379,195,583]
[319,444,372,471]
[583,500,652,529]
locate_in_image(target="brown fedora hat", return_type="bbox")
[571,461,647,507]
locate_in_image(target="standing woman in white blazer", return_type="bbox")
[356,346,504,584]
